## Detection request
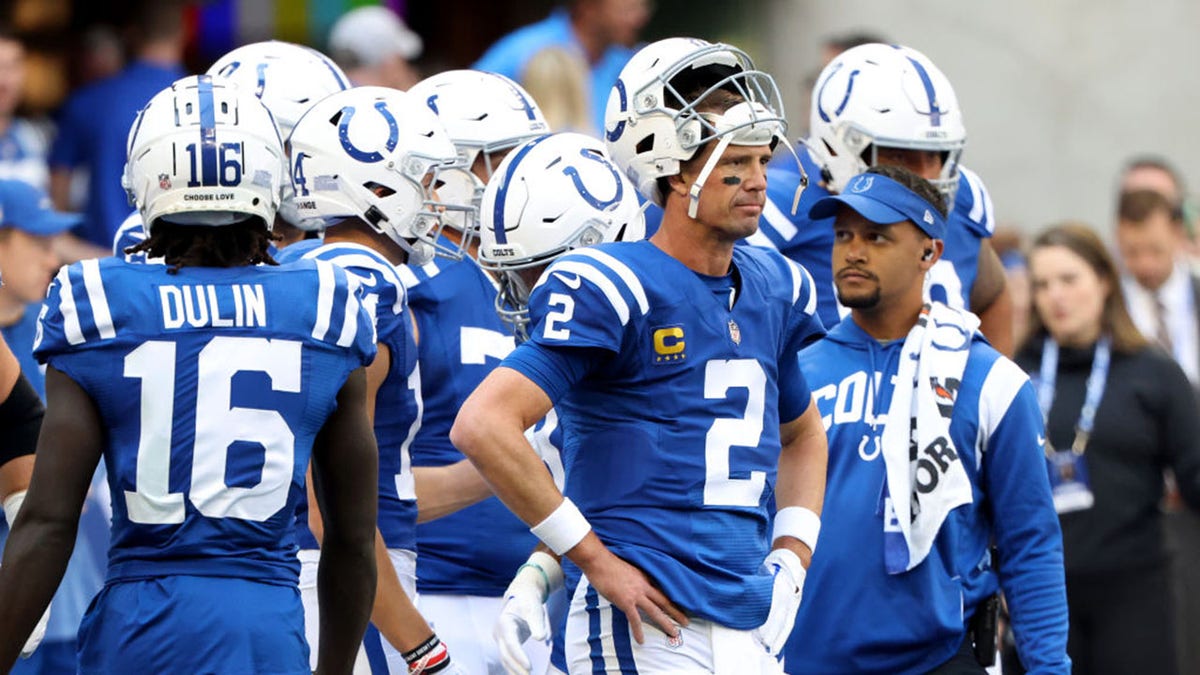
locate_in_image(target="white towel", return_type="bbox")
[880,302,979,574]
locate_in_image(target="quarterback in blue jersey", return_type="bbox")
[0,75,380,674]
[402,70,558,674]
[286,86,488,675]
[453,38,827,673]
[751,43,1014,355]
[786,166,1069,674]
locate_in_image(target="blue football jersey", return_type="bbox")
[510,240,824,629]
[398,252,542,596]
[33,257,375,584]
[752,149,995,327]
[277,240,420,552]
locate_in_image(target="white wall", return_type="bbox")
[759,0,1200,237]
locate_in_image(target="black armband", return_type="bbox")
[0,373,44,466]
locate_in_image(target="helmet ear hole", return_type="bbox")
[635,135,655,154]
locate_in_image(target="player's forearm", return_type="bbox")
[413,459,492,523]
[774,402,827,566]
[368,531,435,653]
[315,533,375,675]
[0,513,77,670]
[450,372,562,528]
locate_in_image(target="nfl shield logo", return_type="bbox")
[728,319,741,345]
[158,173,171,190]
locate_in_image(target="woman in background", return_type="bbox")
[1017,222,1200,675]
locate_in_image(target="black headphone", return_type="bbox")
[922,248,934,261]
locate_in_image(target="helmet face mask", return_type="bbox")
[808,43,967,201]
[604,38,789,208]
[287,86,474,261]
[123,75,285,234]
[479,132,646,341]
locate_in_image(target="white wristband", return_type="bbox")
[773,506,820,553]
[3,489,27,527]
[530,498,591,556]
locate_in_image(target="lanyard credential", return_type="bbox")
[1037,335,1111,455]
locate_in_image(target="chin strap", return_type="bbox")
[687,132,736,220]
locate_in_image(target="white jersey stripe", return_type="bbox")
[763,197,798,241]
[548,260,631,325]
[312,260,335,342]
[745,229,778,249]
[80,259,116,339]
[336,272,361,348]
[56,266,85,345]
[304,246,406,313]
[801,264,818,316]
[396,263,420,289]
[786,259,804,305]
[567,248,649,315]
[976,356,1030,462]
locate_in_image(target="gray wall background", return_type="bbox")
[750,0,1200,237]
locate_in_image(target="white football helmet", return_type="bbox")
[603,37,790,214]
[479,132,645,341]
[287,86,472,262]
[208,40,350,229]
[809,43,966,200]
[407,70,549,232]
[123,74,284,232]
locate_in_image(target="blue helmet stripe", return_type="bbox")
[492,134,551,245]
[197,74,219,186]
[905,56,942,127]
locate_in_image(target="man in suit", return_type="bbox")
[1115,185,1200,675]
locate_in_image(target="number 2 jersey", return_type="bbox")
[503,240,825,629]
[275,239,421,553]
[33,257,376,584]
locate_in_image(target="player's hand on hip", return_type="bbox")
[581,548,689,645]
[495,552,562,675]
[753,548,806,656]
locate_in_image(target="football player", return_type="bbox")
[452,38,827,672]
[114,40,350,262]
[399,70,556,674]
[751,43,1014,355]
[0,74,378,674]
[280,86,483,675]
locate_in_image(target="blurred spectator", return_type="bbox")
[47,0,185,253]
[1118,155,1199,257]
[1114,187,1200,675]
[328,5,423,90]
[993,224,1032,348]
[0,27,51,190]
[0,178,107,675]
[473,0,651,136]
[1018,222,1200,675]
[76,26,124,86]
[522,46,590,132]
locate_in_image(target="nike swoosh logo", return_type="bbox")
[553,272,582,290]
[1037,435,1046,446]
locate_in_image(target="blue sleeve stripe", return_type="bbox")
[311,259,336,342]
[55,265,86,345]
[566,248,649,315]
[80,259,116,340]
